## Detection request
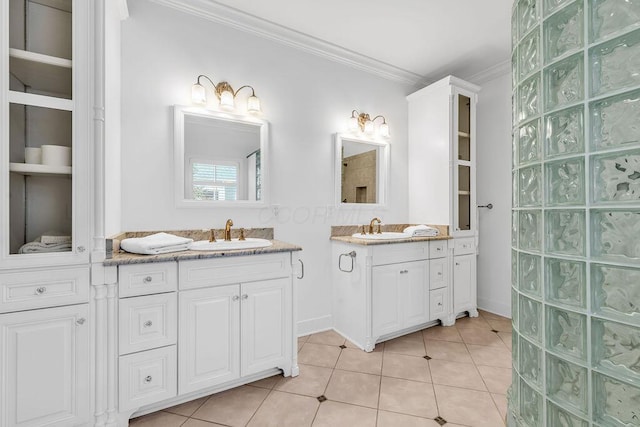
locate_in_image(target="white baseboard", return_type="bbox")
[297,314,332,336]
[477,296,511,319]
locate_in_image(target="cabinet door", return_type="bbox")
[402,260,429,328]
[453,254,475,313]
[179,285,240,395]
[0,304,89,427]
[241,278,289,376]
[372,264,402,337]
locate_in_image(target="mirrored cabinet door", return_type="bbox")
[2,0,90,267]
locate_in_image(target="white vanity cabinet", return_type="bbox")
[106,251,298,424]
[332,239,451,352]
[407,76,480,319]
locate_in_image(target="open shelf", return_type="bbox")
[10,48,72,98]
[458,191,471,196]
[10,162,71,177]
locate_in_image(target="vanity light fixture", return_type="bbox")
[347,110,390,137]
[191,74,261,113]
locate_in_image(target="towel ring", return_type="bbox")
[339,251,357,273]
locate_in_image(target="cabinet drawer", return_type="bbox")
[179,253,291,290]
[119,346,177,411]
[429,258,448,290]
[371,243,429,266]
[429,288,448,321]
[454,238,475,255]
[0,267,89,313]
[119,293,177,355]
[118,262,177,297]
[429,240,448,258]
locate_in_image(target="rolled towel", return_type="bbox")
[403,225,439,237]
[121,232,193,255]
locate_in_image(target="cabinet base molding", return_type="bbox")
[440,315,456,327]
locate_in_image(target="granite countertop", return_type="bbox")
[104,228,301,266]
[329,224,451,246]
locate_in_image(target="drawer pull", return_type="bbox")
[437,302,443,306]
[35,287,47,295]
[77,246,86,253]
[143,320,153,328]
[143,276,153,283]
[399,270,409,274]
[144,375,153,383]
[436,247,442,251]
[242,294,249,300]
[76,318,86,325]
[232,295,240,301]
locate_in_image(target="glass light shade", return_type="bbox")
[379,122,390,137]
[364,120,374,134]
[247,95,261,113]
[348,116,359,131]
[220,90,235,110]
[191,83,206,104]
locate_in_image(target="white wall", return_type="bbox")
[475,72,512,317]
[117,0,413,334]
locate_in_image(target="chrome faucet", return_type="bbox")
[368,217,381,234]
[224,219,234,241]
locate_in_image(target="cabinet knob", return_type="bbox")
[35,287,47,295]
[143,276,152,283]
[438,272,442,276]
[232,295,240,301]
[436,247,441,251]
[143,320,153,328]
[76,318,86,325]
[77,246,86,253]
[144,376,153,383]
[242,294,249,300]
[456,262,460,266]
[438,302,443,306]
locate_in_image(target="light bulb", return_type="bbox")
[247,95,261,113]
[364,120,374,134]
[348,116,358,132]
[191,83,206,104]
[379,122,390,137]
[220,90,235,110]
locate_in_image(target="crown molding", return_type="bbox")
[465,59,510,85]
[150,0,426,86]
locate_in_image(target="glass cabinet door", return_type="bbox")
[455,93,473,232]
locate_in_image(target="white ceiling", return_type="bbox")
[151,0,514,84]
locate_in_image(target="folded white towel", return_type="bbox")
[403,225,439,237]
[18,241,73,254]
[121,232,193,255]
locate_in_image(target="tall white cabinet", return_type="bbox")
[1,1,104,426]
[407,76,480,319]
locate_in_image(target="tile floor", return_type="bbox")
[130,310,511,427]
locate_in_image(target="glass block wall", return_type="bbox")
[510,0,640,425]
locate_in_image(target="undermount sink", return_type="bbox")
[351,232,409,240]
[188,238,273,251]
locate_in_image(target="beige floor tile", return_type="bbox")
[275,363,333,397]
[424,339,473,364]
[467,344,512,368]
[247,390,319,427]
[487,319,513,332]
[458,328,505,347]
[429,359,486,391]
[384,335,426,357]
[376,411,443,427]
[382,352,431,382]
[298,343,342,368]
[378,376,438,418]
[335,348,383,375]
[299,341,305,351]
[248,374,283,390]
[307,329,346,346]
[455,315,492,329]
[312,401,377,427]
[324,369,381,408]
[492,393,508,420]
[498,332,512,350]
[401,331,426,342]
[129,411,187,427]
[477,365,512,394]
[422,326,463,342]
[478,309,509,321]
[434,384,505,427]
[182,419,226,427]
[299,334,310,344]
[163,396,209,417]
[192,385,269,426]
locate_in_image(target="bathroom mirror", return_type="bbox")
[174,106,268,207]
[334,134,389,207]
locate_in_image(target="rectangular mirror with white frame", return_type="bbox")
[174,106,269,207]
[334,134,389,208]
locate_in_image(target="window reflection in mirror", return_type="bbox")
[174,106,268,207]
[335,134,389,207]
